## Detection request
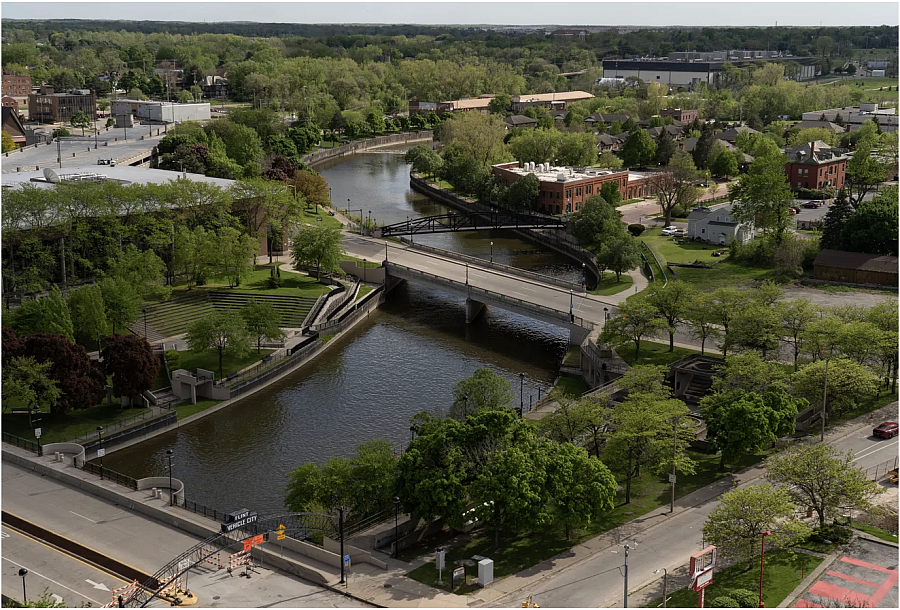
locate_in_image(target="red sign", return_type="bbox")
[243,534,265,551]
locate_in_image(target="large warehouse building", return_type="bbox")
[111,99,211,124]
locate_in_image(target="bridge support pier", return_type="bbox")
[465,298,485,324]
[568,323,590,347]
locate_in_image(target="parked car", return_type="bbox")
[97,158,115,166]
[673,229,687,237]
[803,200,823,209]
[661,226,678,236]
[873,422,899,439]
[790,207,801,214]
[788,208,797,215]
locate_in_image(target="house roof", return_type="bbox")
[513,91,594,103]
[715,126,759,142]
[585,113,631,124]
[707,220,739,227]
[813,249,899,274]
[681,137,699,152]
[597,133,618,146]
[1,106,26,141]
[784,141,849,165]
[505,114,538,126]
[441,98,492,111]
[795,120,845,133]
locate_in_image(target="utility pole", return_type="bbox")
[670,415,680,514]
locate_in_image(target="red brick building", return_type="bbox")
[783,141,849,191]
[2,96,19,113]
[492,162,658,214]
[661,108,699,123]
[2,73,32,97]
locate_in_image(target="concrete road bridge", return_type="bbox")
[343,236,626,344]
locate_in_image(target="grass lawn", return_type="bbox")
[172,348,274,379]
[616,340,702,367]
[563,346,581,366]
[406,447,771,595]
[619,198,644,206]
[342,255,382,269]
[641,229,721,265]
[357,285,374,299]
[670,261,774,291]
[851,522,899,543]
[2,403,149,444]
[554,376,590,397]
[590,273,633,296]
[644,550,822,608]
[828,392,898,428]
[169,265,331,298]
[174,399,222,421]
[298,204,343,230]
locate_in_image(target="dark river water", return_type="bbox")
[104,146,581,515]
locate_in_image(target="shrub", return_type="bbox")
[627,223,646,236]
[164,349,180,371]
[811,523,852,545]
[265,275,284,289]
[796,187,835,200]
[709,589,757,608]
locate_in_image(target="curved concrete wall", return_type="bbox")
[42,442,85,466]
[137,476,185,505]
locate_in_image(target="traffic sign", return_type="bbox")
[669,474,677,484]
[343,554,351,565]
[221,512,258,533]
[34,428,41,439]
[178,559,190,572]
[96,448,106,458]
[276,523,287,541]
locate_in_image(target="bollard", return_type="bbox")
[152,487,158,498]
[55,452,61,462]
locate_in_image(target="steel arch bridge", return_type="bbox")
[379,211,566,237]
[125,511,344,607]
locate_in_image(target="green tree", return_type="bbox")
[766,443,883,527]
[1,356,61,425]
[185,310,251,379]
[692,123,716,169]
[649,150,701,227]
[820,188,853,250]
[439,112,509,168]
[99,277,140,336]
[2,131,16,152]
[214,226,258,287]
[603,394,693,503]
[488,93,512,115]
[731,302,782,359]
[780,298,817,371]
[599,181,622,206]
[711,352,790,395]
[108,245,169,300]
[177,90,194,103]
[506,173,540,211]
[66,285,109,350]
[840,186,898,256]
[599,295,667,360]
[190,84,203,101]
[729,152,794,244]
[596,151,624,169]
[507,128,562,165]
[12,286,76,341]
[290,225,344,280]
[684,296,720,355]
[451,368,515,420]
[555,131,597,167]
[646,280,696,352]
[596,231,641,282]
[710,146,739,178]
[845,138,886,209]
[570,194,620,249]
[69,110,92,137]
[654,128,677,166]
[545,442,617,539]
[620,128,657,168]
[791,358,878,417]
[703,484,810,565]
[241,299,284,354]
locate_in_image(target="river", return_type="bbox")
[104,145,581,515]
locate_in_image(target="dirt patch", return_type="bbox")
[781,286,897,309]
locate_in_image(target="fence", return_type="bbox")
[75,458,139,490]
[641,241,668,286]
[227,336,324,399]
[181,498,230,522]
[639,246,654,282]
[1,432,41,454]
[315,281,359,324]
[69,407,171,446]
[302,130,433,166]
[311,286,384,334]
[863,456,899,482]
[399,238,583,292]
[344,508,393,539]
[81,411,177,452]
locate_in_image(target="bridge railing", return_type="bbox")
[386,262,590,328]
[398,238,584,292]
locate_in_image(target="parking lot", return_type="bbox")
[793,538,899,608]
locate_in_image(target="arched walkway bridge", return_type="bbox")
[379,211,565,237]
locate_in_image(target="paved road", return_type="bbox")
[2,124,165,173]
[832,424,900,472]
[1,525,131,607]
[483,403,899,608]
[1,463,360,608]
[342,234,634,326]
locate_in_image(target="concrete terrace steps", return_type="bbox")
[139,290,319,339]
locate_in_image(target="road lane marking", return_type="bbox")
[69,511,98,523]
[1,555,103,605]
[853,439,899,461]
[85,579,110,591]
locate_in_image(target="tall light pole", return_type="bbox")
[758,531,771,608]
[96,426,104,478]
[490,241,493,264]
[619,542,635,608]
[393,496,401,558]
[519,373,525,418]
[654,568,668,608]
[143,307,148,340]
[166,449,174,506]
[362,258,367,284]
[582,263,586,291]
[670,416,680,514]
[18,568,27,604]
[569,289,574,322]
[465,263,469,286]
[821,354,830,442]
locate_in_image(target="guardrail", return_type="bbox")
[310,285,384,334]
[863,456,899,482]
[399,238,584,292]
[74,457,139,490]
[345,508,393,539]
[303,130,433,166]
[640,241,668,286]
[68,407,170,445]
[1,432,40,454]
[181,498,230,522]
[81,411,177,451]
[386,262,589,328]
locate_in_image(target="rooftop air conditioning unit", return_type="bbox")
[557,173,567,182]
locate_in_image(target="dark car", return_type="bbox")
[873,422,899,439]
[802,201,819,209]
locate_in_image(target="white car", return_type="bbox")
[661,226,678,236]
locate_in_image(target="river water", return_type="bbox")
[104,146,581,515]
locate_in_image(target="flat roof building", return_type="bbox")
[800,104,897,133]
[602,56,819,89]
[28,85,95,124]
[110,99,211,124]
[511,91,594,112]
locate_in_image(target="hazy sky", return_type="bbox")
[2,0,898,27]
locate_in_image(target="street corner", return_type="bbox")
[792,538,898,608]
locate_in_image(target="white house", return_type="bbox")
[686,203,754,245]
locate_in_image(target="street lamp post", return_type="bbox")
[393,496,401,558]
[604,307,609,321]
[362,258,367,284]
[385,242,388,262]
[670,416,680,514]
[409,426,416,445]
[96,426,104,479]
[143,307,148,340]
[582,263,586,291]
[758,531,771,607]
[465,263,469,286]
[166,449,174,506]
[519,373,525,418]
[654,569,668,608]
[490,241,493,264]
[18,568,27,604]
[463,394,469,418]
[569,289,574,322]
[821,355,830,442]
